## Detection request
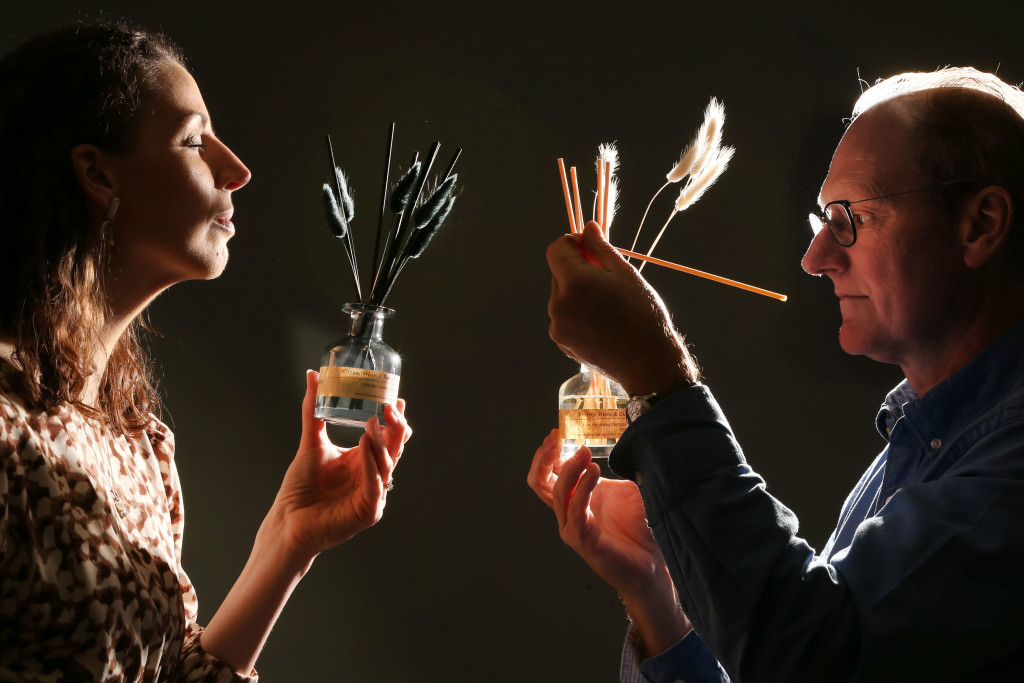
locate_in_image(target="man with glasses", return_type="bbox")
[530,67,1024,681]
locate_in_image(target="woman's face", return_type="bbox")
[104,60,251,292]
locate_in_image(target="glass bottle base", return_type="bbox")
[560,440,616,459]
[315,396,388,427]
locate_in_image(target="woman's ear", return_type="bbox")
[961,185,1014,269]
[70,143,118,209]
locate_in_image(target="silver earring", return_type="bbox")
[100,197,120,246]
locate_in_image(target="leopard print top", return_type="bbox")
[0,364,258,682]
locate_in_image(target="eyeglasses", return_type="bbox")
[808,179,975,247]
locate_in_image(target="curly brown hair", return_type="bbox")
[0,21,186,437]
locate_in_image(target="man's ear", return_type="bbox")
[961,185,1014,269]
[70,143,118,210]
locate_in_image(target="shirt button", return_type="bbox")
[635,472,644,486]
[930,438,942,449]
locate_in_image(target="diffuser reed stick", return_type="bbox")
[372,123,396,289]
[616,248,787,301]
[570,166,585,236]
[557,158,578,234]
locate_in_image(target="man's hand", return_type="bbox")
[546,222,697,396]
[528,430,691,655]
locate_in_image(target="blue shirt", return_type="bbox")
[612,319,1024,682]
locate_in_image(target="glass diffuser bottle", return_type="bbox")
[315,303,401,427]
[558,364,628,458]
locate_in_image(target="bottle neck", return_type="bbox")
[345,303,393,341]
[348,312,383,340]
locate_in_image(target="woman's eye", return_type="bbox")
[183,134,206,149]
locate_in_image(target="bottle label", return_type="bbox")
[559,408,627,440]
[318,366,400,403]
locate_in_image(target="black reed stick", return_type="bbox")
[369,158,421,304]
[371,122,396,299]
[442,148,462,181]
[325,135,362,302]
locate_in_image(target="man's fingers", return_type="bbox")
[563,462,601,543]
[527,429,562,504]
[551,446,591,528]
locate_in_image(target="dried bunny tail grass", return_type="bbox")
[389,162,422,213]
[600,144,619,231]
[323,183,348,238]
[413,174,458,229]
[638,145,735,272]
[597,142,619,178]
[675,145,734,211]
[630,99,726,259]
[334,166,355,222]
[666,98,724,182]
[409,194,456,259]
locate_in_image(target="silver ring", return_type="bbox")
[384,480,394,491]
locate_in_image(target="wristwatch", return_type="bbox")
[626,392,659,424]
[626,382,694,424]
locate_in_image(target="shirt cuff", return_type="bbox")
[621,625,730,683]
[179,623,260,683]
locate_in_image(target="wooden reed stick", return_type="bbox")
[598,159,606,239]
[616,248,788,301]
[557,159,577,234]
[570,166,585,235]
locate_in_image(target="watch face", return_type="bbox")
[626,397,649,423]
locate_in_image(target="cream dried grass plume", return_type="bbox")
[629,98,729,258]
[595,142,619,234]
[633,100,734,271]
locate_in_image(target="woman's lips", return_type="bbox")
[213,211,235,234]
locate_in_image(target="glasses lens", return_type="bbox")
[824,202,855,246]
[808,212,826,236]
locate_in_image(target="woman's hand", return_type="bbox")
[272,369,412,564]
[527,429,691,655]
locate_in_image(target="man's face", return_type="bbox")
[801,98,968,370]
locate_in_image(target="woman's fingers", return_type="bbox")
[365,417,391,481]
[357,432,380,497]
[299,370,327,451]
[382,402,412,457]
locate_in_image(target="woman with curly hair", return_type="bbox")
[0,21,411,681]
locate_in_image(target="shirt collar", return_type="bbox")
[875,316,1024,442]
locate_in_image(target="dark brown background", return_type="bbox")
[5,1,1022,680]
